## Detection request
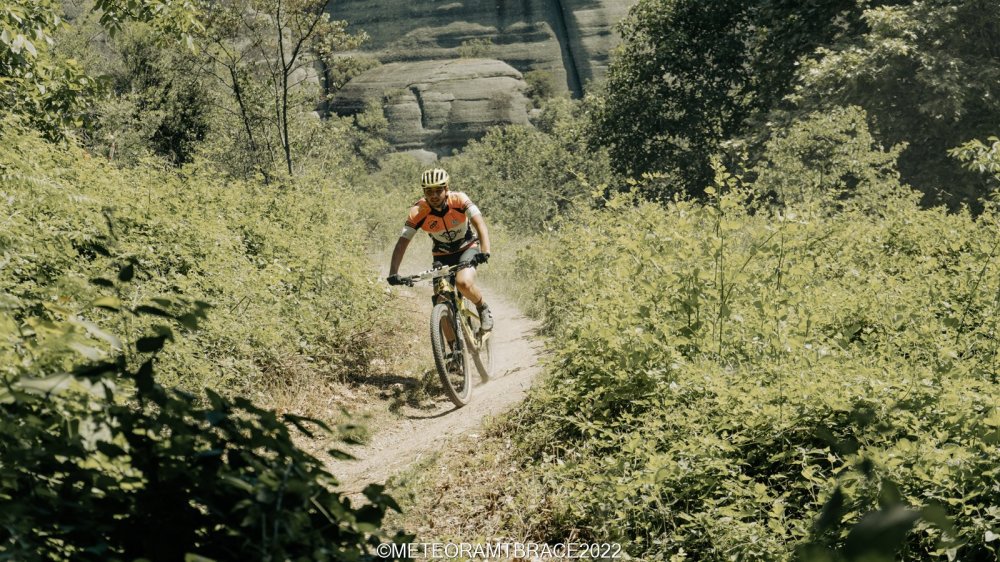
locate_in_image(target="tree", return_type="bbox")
[587,0,875,200]
[56,13,211,165]
[951,136,1000,195]
[790,0,1000,208]
[0,0,200,140]
[2,0,100,137]
[752,105,910,213]
[450,98,614,232]
[199,0,368,178]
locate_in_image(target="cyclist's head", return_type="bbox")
[421,168,449,191]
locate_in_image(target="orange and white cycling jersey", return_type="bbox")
[400,192,481,256]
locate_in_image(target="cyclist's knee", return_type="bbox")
[456,269,475,291]
[456,277,475,293]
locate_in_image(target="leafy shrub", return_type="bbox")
[789,0,1000,208]
[63,20,210,166]
[0,119,390,396]
[456,37,493,58]
[523,70,560,106]
[493,162,1000,560]
[753,107,907,212]
[951,136,1000,195]
[446,98,614,233]
[0,264,409,561]
[1,0,100,137]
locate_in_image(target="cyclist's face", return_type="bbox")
[423,186,447,208]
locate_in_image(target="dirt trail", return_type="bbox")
[327,287,543,492]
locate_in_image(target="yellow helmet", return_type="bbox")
[421,168,449,189]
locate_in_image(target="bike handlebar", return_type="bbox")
[398,261,472,286]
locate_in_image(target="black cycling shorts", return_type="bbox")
[434,245,480,268]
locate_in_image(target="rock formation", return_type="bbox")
[328,0,635,155]
[332,58,531,156]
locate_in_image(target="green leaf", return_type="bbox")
[79,320,122,350]
[878,480,903,509]
[654,466,670,484]
[844,505,921,560]
[93,296,121,311]
[222,476,254,493]
[17,373,73,395]
[96,441,128,458]
[815,487,845,533]
[920,504,957,543]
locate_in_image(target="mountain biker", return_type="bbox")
[386,168,494,332]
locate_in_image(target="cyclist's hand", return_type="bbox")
[472,252,490,266]
[387,274,404,286]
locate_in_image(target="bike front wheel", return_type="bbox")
[430,302,472,407]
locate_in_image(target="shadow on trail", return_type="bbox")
[404,407,459,421]
[346,373,419,388]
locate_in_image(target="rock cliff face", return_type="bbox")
[329,0,634,155]
[333,59,531,155]
[332,0,633,95]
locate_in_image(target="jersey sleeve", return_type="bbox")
[401,204,425,240]
[455,192,481,219]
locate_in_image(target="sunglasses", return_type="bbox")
[423,187,447,194]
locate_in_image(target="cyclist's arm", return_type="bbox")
[391,206,424,276]
[471,213,490,254]
[388,236,410,276]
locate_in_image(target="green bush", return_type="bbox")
[523,70,561,106]
[494,159,1000,560]
[456,37,493,58]
[446,98,614,233]
[0,265,408,561]
[753,106,906,212]
[0,119,389,396]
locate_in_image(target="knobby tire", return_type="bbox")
[464,302,493,382]
[430,302,471,407]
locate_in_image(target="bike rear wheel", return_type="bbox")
[460,298,493,382]
[471,332,493,382]
[430,302,472,407]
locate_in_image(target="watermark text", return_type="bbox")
[375,541,623,559]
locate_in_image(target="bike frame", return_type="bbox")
[402,262,485,353]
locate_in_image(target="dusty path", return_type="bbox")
[327,287,543,492]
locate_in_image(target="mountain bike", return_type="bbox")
[398,262,493,407]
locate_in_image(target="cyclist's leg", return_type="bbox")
[454,247,484,305]
[434,251,465,344]
[453,247,493,331]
